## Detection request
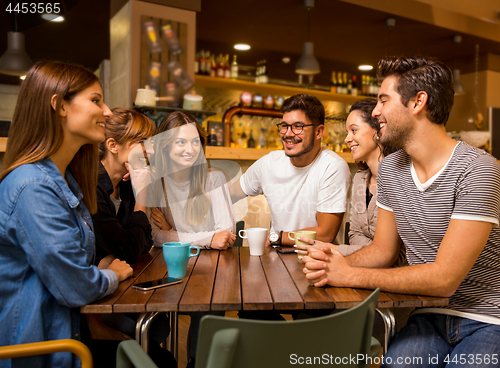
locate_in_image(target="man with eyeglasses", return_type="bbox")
[231,94,351,248]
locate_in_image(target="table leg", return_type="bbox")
[135,312,149,343]
[140,311,160,354]
[376,308,396,354]
[168,311,178,361]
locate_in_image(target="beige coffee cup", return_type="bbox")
[288,230,316,260]
[135,88,173,107]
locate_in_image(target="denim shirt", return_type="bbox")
[0,158,118,368]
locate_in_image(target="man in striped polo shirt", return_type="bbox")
[302,56,500,367]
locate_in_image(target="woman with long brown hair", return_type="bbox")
[148,111,235,367]
[149,111,236,249]
[0,61,132,367]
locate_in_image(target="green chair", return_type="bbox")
[195,289,381,368]
[116,340,158,368]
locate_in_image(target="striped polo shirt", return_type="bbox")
[377,142,500,322]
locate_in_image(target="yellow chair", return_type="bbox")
[0,339,93,368]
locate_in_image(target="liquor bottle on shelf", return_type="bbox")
[238,131,248,148]
[261,60,268,84]
[337,72,344,94]
[207,129,218,146]
[255,61,261,83]
[247,132,256,148]
[343,72,348,95]
[264,95,274,109]
[209,54,216,77]
[347,73,352,95]
[216,54,224,78]
[230,55,238,79]
[223,54,230,79]
[194,52,199,74]
[259,128,266,149]
[204,51,211,76]
[330,71,337,93]
[351,75,358,96]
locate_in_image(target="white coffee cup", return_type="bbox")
[238,228,268,256]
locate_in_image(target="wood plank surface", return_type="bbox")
[211,247,241,311]
[354,289,394,309]
[326,287,364,309]
[146,254,198,312]
[418,295,450,307]
[179,250,220,312]
[240,247,273,310]
[80,249,160,314]
[385,292,423,308]
[261,249,304,310]
[279,252,336,310]
[146,257,198,312]
[113,249,168,313]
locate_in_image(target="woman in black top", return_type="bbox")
[92,107,156,265]
[87,108,175,367]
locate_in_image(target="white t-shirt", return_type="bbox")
[240,149,351,232]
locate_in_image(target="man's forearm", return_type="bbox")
[341,262,455,297]
[344,241,400,269]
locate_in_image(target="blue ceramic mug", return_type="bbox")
[163,242,200,278]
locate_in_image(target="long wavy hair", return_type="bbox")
[157,111,210,225]
[99,108,156,161]
[0,60,102,213]
[349,99,399,170]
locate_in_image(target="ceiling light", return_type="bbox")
[0,32,33,77]
[282,57,290,64]
[358,65,373,71]
[234,44,250,51]
[20,75,26,80]
[295,0,320,76]
[42,14,64,22]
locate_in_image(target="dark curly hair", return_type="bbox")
[349,98,399,170]
[376,55,454,126]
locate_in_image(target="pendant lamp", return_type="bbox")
[295,0,320,75]
[0,31,33,77]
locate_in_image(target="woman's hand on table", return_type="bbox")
[210,231,236,250]
[301,246,352,288]
[97,254,116,270]
[151,208,172,231]
[107,259,133,282]
[295,237,338,255]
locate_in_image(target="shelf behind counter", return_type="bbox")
[0,139,354,163]
[206,146,354,163]
[195,75,367,105]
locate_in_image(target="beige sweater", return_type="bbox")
[338,169,377,256]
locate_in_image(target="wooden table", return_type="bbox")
[81,247,449,358]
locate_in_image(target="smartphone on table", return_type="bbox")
[276,248,296,254]
[132,277,182,291]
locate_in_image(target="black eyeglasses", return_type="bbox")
[276,122,318,135]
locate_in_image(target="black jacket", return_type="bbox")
[92,163,153,265]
